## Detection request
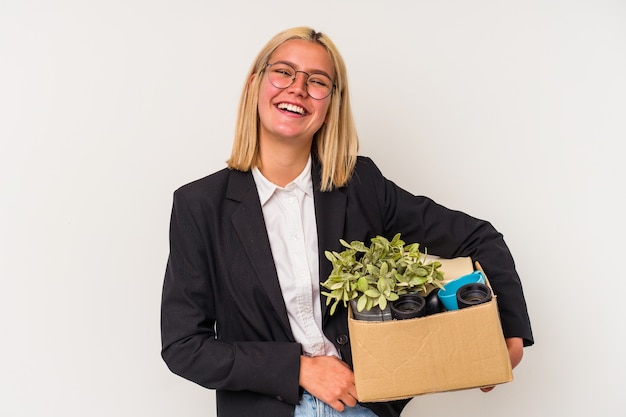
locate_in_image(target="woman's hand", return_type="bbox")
[480,337,524,392]
[299,355,358,412]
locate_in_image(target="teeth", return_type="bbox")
[277,103,304,115]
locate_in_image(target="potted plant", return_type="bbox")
[321,233,445,321]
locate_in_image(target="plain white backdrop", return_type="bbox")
[1,0,624,416]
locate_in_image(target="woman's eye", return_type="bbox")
[275,68,293,77]
[309,76,330,87]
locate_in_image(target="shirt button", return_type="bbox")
[336,334,349,345]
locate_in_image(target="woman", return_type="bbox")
[160,27,534,417]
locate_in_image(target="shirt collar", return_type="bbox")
[252,156,313,206]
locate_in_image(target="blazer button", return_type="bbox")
[336,334,349,345]
[276,396,284,402]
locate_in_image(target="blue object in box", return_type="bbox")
[437,270,486,310]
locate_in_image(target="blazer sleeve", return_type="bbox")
[355,157,534,346]
[160,187,303,404]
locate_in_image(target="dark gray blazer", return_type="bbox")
[161,156,533,417]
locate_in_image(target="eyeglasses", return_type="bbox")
[265,62,335,100]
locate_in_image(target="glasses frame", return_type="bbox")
[265,62,335,100]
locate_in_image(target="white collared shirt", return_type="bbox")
[252,157,339,358]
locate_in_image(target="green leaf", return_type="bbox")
[366,264,380,275]
[324,251,336,262]
[409,276,427,286]
[330,300,338,315]
[329,282,345,290]
[387,292,399,301]
[350,241,369,252]
[414,267,428,276]
[331,289,343,300]
[357,294,368,312]
[364,289,381,297]
[357,277,369,293]
[377,278,388,293]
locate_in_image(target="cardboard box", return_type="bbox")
[348,257,512,402]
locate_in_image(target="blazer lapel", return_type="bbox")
[226,170,292,335]
[311,159,347,322]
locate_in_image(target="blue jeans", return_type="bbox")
[295,391,378,417]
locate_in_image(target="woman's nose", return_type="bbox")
[287,72,309,96]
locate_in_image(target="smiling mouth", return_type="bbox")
[277,102,305,115]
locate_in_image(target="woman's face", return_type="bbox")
[257,39,334,148]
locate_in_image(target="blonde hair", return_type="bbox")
[226,27,359,191]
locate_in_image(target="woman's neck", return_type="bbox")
[257,140,312,187]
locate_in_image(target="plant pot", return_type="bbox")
[350,300,393,322]
[456,283,492,309]
[390,294,427,320]
[424,288,443,316]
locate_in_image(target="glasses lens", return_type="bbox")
[267,63,295,89]
[307,73,333,100]
[267,63,333,100]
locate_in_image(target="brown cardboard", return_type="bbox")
[348,257,512,402]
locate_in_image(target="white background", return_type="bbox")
[1,1,625,416]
